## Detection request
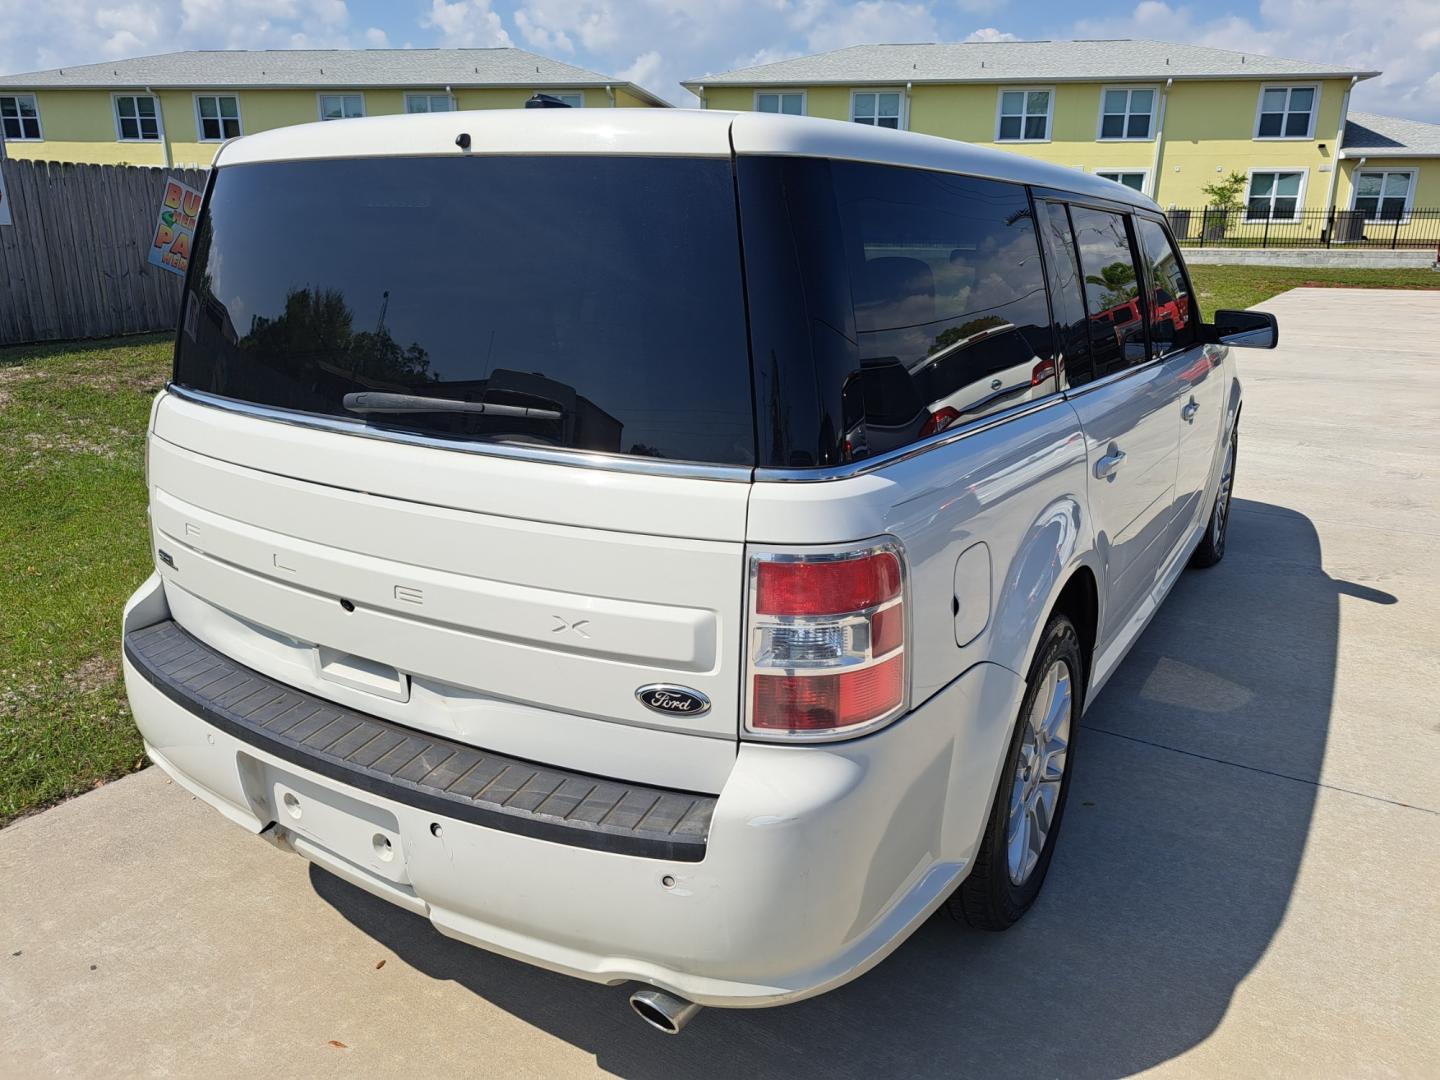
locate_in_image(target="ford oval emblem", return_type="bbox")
[636,684,711,717]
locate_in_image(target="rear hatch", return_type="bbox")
[149,117,754,793]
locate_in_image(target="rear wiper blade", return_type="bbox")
[342,392,561,420]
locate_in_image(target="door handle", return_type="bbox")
[1182,398,1200,423]
[1095,447,1126,480]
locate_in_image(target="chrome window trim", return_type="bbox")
[165,384,755,483]
[1061,354,1164,398]
[753,391,1068,483]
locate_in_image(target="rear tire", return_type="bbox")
[949,613,1082,930]
[1191,423,1237,569]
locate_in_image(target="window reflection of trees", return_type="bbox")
[241,286,435,389]
[1071,207,1148,378]
[1084,262,1139,313]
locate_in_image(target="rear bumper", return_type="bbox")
[122,574,1026,1008]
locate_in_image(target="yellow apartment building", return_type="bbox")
[684,39,1440,236]
[0,47,665,168]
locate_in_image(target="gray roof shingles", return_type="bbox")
[0,47,665,104]
[1341,112,1440,157]
[685,38,1377,87]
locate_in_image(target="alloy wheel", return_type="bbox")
[1006,659,1073,886]
[1213,430,1236,553]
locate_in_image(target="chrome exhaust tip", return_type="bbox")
[629,988,702,1034]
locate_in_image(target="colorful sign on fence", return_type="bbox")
[0,164,12,227]
[148,177,203,276]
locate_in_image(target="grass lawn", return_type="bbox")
[0,335,170,824]
[1187,264,1439,319]
[1,263,1437,825]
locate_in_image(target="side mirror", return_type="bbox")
[1209,309,1278,349]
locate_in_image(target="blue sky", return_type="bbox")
[4,1,1437,121]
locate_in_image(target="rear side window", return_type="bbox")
[1036,201,1094,388]
[176,156,755,466]
[1134,217,1197,356]
[1069,206,1148,380]
[738,157,1056,467]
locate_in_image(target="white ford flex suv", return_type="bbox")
[121,108,1277,1033]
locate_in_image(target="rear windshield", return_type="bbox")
[175,156,756,466]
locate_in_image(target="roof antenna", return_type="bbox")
[456,132,471,150]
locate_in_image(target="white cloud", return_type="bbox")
[514,9,573,53]
[965,27,1018,43]
[502,0,793,104]
[617,49,663,89]
[504,0,947,105]
[1071,0,1440,121]
[512,1,624,53]
[420,0,512,48]
[364,26,389,47]
[803,2,938,53]
[0,0,360,74]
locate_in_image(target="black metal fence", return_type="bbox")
[1166,206,1440,250]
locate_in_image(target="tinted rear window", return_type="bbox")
[175,156,755,465]
[738,157,1055,467]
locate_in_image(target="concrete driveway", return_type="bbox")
[3,288,1437,1079]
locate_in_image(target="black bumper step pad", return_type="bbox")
[125,620,715,861]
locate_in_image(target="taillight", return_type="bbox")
[745,542,907,740]
[919,406,960,439]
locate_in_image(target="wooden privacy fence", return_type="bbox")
[0,158,207,347]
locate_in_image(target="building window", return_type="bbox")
[195,95,241,141]
[851,91,903,129]
[997,88,1052,142]
[1246,170,1306,220]
[1255,85,1317,139]
[1,93,42,140]
[115,95,161,141]
[537,91,585,108]
[1096,170,1148,193]
[405,93,454,113]
[756,92,804,116]
[1352,169,1416,221]
[319,94,365,121]
[1098,88,1154,140]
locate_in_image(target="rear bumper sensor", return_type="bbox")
[124,620,715,861]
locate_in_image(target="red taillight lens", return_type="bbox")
[747,544,907,738]
[756,551,901,616]
[751,656,905,731]
[919,406,961,439]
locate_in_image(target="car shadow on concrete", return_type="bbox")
[311,498,1392,1079]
